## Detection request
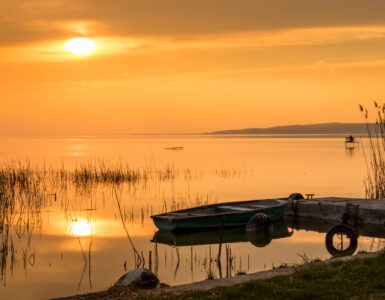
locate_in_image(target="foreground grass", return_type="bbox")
[153,254,385,300]
[59,252,385,300]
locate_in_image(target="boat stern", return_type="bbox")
[152,216,177,231]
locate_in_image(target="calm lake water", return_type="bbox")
[0,135,383,300]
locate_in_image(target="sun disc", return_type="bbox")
[64,38,97,55]
[70,220,92,236]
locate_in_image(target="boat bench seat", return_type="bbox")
[247,205,266,209]
[167,212,206,217]
[216,205,252,212]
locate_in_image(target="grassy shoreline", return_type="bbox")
[55,251,385,300]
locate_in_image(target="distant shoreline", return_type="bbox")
[201,134,369,139]
[204,122,372,135]
[0,133,370,139]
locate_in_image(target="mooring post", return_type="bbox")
[306,193,315,200]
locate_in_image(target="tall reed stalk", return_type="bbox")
[360,102,385,198]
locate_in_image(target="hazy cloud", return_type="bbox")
[2,0,385,46]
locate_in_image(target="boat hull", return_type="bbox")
[152,201,286,231]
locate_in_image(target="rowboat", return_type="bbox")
[151,198,288,231]
[152,219,292,247]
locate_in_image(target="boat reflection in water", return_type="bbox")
[152,219,293,278]
[152,219,292,248]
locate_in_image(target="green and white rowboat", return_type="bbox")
[151,198,288,231]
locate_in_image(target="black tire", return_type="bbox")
[246,213,273,247]
[288,193,304,200]
[246,213,272,232]
[325,224,357,257]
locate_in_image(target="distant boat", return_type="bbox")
[151,198,288,231]
[345,136,360,148]
[164,147,184,150]
[345,136,359,143]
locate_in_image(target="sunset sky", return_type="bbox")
[1,0,385,135]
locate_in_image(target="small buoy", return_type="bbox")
[114,268,159,289]
[288,193,304,200]
[325,224,358,257]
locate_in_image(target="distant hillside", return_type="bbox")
[206,123,373,135]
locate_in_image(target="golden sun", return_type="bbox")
[70,220,92,236]
[64,38,97,55]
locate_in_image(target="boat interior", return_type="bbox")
[155,199,285,218]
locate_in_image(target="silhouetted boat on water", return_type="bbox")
[164,146,184,150]
[151,198,288,231]
[345,135,359,148]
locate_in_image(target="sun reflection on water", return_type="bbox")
[70,220,92,237]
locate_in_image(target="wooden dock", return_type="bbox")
[286,197,385,226]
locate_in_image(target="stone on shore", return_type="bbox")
[114,268,159,289]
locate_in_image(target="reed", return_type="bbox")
[360,102,385,198]
[1,159,222,228]
[206,269,216,280]
[0,159,247,199]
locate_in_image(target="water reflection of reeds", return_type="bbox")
[0,207,41,285]
[0,164,44,284]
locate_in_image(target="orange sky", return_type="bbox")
[1,0,385,134]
